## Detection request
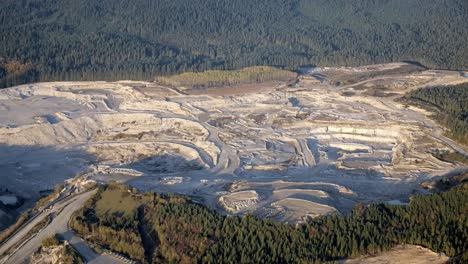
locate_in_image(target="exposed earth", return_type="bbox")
[343,245,449,264]
[0,62,467,224]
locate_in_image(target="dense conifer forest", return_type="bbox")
[1,0,468,88]
[407,83,468,144]
[71,182,468,263]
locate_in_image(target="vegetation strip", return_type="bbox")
[71,182,468,263]
[155,66,297,89]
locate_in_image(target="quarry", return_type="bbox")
[0,62,467,224]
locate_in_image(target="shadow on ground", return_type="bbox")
[0,144,95,231]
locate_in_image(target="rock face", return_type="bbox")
[0,63,467,223]
[30,242,83,264]
[30,245,64,264]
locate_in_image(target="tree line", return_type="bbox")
[70,181,468,263]
[407,83,468,144]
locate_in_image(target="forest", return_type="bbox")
[70,181,468,263]
[1,0,468,88]
[407,83,468,144]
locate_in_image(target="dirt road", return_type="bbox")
[1,190,122,264]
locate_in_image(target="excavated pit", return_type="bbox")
[0,63,467,224]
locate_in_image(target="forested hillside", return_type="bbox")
[1,0,468,88]
[71,182,468,263]
[407,83,468,144]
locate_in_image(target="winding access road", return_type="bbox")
[1,190,122,264]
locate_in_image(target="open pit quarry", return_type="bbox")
[0,62,467,224]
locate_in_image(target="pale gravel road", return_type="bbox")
[0,210,49,257]
[3,190,122,264]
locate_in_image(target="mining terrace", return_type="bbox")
[0,62,467,224]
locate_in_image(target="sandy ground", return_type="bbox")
[0,62,467,224]
[343,245,449,264]
[272,198,336,222]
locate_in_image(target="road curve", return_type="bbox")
[3,190,122,264]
